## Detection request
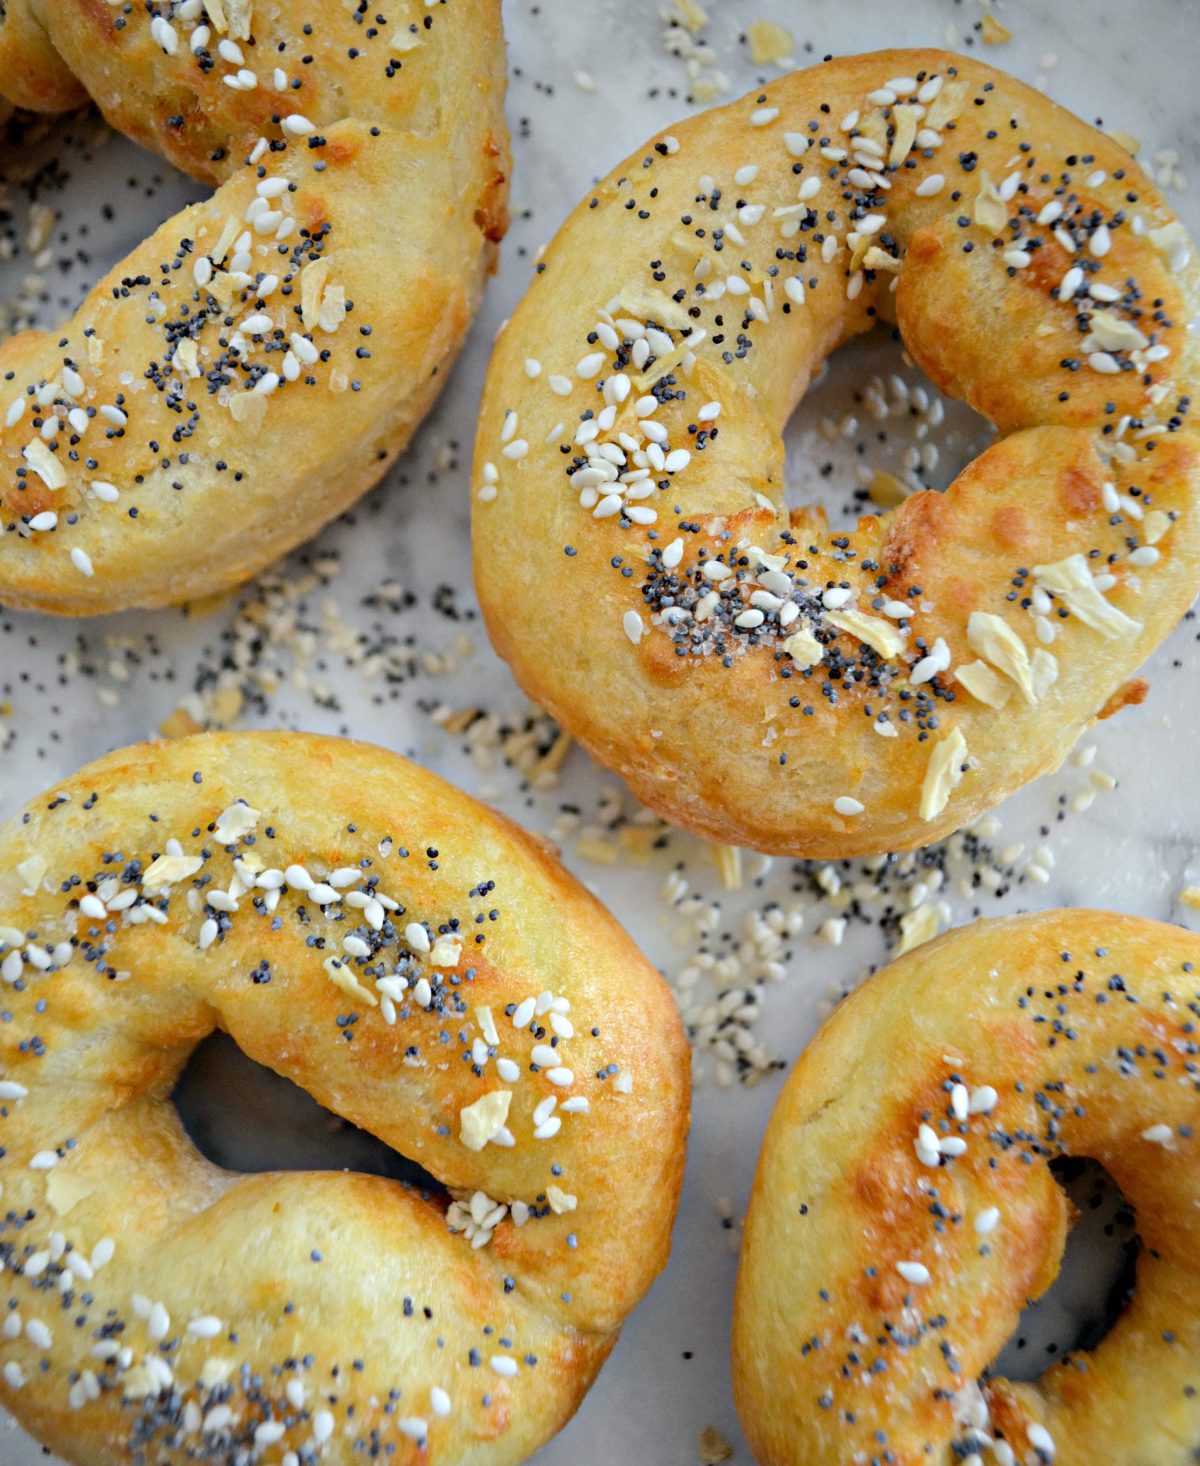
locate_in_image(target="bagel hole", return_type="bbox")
[991,1156,1140,1382]
[782,324,994,528]
[172,1032,445,1194]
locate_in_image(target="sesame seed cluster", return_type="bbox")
[473,48,1200,859]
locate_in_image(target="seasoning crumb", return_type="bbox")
[746,20,794,67]
[699,1425,734,1464]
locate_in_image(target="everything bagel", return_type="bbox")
[733,909,1200,1465]
[0,0,508,614]
[472,50,1200,857]
[0,732,689,1464]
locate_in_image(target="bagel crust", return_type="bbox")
[0,0,509,613]
[733,910,1200,1466]
[0,733,689,1464]
[472,50,1200,857]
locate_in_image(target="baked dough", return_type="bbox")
[473,50,1200,857]
[0,0,509,613]
[0,732,689,1463]
[734,909,1200,1465]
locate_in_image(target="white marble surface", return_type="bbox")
[1,1,1199,1461]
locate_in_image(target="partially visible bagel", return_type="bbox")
[0,0,509,613]
[0,732,689,1464]
[734,909,1200,1465]
[472,50,1200,857]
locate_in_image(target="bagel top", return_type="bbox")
[0,732,689,1465]
[733,910,1200,1466]
[0,0,509,614]
[472,49,1200,858]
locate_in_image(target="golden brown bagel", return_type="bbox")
[0,732,689,1464]
[0,0,508,614]
[733,909,1200,1466]
[472,51,1200,857]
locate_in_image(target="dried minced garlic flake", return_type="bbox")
[1032,553,1142,639]
[1087,313,1147,353]
[300,258,331,331]
[924,79,967,132]
[459,1090,512,1152]
[1142,509,1173,545]
[1107,128,1141,157]
[22,439,66,491]
[229,392,268,428]
[224,0,253,40]
[142,853,204,890]
[889,104,921,166]
[209,216,240,267]
[200,1357,233,1388]
[17,855,47,893]
[862,246,902,274]
[956,659,1012,710]
[616,285,695,332]
[476,1005,500,1047]
[175,338,201,379]
[867,470,911,509]
[546,1185,577,1215]
[389,24,422,52]
[712,843,743,891]
[919,726,968,822]
[45,1168,96,1217]
[699,1426,734,1465]
[226,0,252,31]
[967,611,1038,705]
[747,19,793,65]
[1180,886,1200,912]
[160,707,205,739]
[323,957,378,1006]
[783,621,823,668]
[429,935,462,968]
[214,802,260,841]
[896,900,943,956]
[121,1366,161,1402]
[672,0,708,35]
[972,170,1008,234]
[980,14,1012,43]
[318,284,347,334]
[825,607,907,661]
[1031,647,1058,700]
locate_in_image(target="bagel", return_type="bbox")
[0,0,509,614]
[472,50,1200,858]
[0,732,689,1464]
[733,909,1200,1465]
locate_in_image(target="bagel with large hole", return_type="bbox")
[472,50,1200,857]
[0,731,689,1464]
[733,909,1200,1465]
[0,0,508,614]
